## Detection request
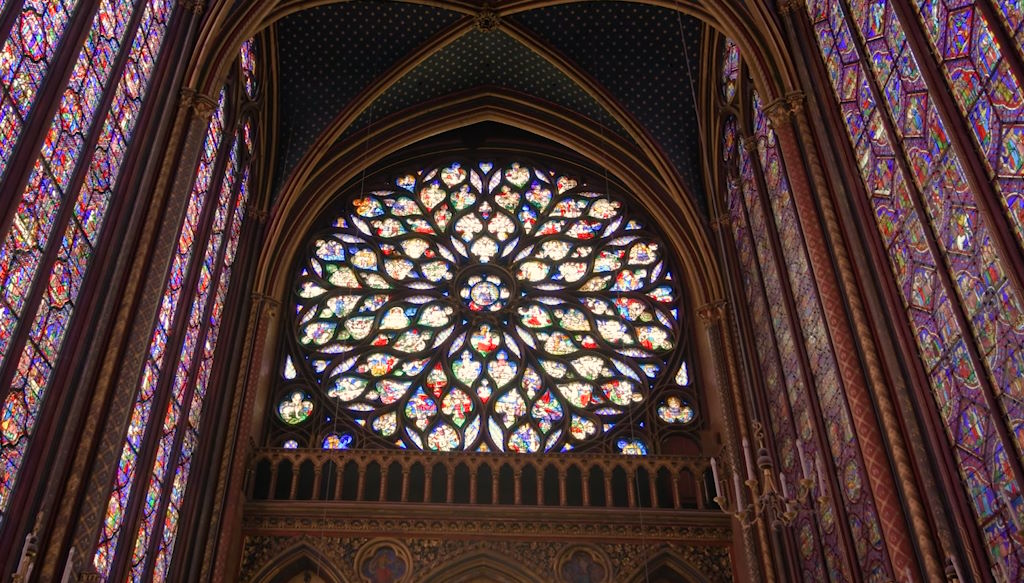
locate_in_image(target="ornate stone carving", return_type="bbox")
[763,98,793,127]
[179,87,218,119]
[240,534,732,582]
[740,135,758,153]
[179,0,205,14]
[250,292,281,318]
[475,8,501,32]
[785,91,806,115]
[777,0,807,15]
[697,301,728,324]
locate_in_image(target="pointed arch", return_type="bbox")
[624,549,713,583]
[249,541,347,583]
[418,549,543,583]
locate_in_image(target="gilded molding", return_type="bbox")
[242,512,732,541]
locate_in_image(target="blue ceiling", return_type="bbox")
[272,1,707,211]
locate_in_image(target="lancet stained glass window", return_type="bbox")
[0,0,176,522]
[805,0,1024,576]
[278,161,688,453]
[94,37,258,579]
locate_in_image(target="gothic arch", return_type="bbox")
[623,549,712,583]
[185,1,801,110]
[249,542,347,583]
[260,92,722,305]
[418,549,543,583]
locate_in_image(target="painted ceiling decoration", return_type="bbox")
[272,1,706,210]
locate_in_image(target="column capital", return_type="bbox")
[697,300,728,324]
[785,91,807,114]
[179,0,205,14]
[777,0,807,15]
[179,87,219,119]
[250,293,281,317]
[763,97,794,127]
[245,203,269,223]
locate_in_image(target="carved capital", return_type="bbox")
[250,293,281,318]
[179,0,205,14]
[763,98,793,127]
[475,8,501,32]
[709,213,731,232]
[785,91,807,115]
[180,88,219,120]
[740,135,758,153]
[697,300,728,324]
[245,203,268,223]
[777,0,807,15]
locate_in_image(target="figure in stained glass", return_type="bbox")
[281,161,687,453]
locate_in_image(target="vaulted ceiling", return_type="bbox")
[272,1,707,211]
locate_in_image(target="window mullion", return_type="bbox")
[0,0,153,393]
[0,0,97,211]
[0,0,167,528]
[115,116,238,583]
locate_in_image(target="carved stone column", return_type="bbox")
[763,97,918,577]
[785,92,945,580]
[52,88,221,582]
[698,301,771,583]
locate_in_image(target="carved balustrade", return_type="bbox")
[246,448,712,511]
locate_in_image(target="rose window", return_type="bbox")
[281,161,685,452]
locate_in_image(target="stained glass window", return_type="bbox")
[92,36,260,578]
[805,0,1024,576]
[0,0,81,179]
[721,38,740,102]
[0,0,176,523]
[276,161,688,454]
[93,87,229,580]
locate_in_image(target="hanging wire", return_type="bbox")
[316,68,376,583]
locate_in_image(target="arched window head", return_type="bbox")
[275,160,695,453]
[720,38,739,103]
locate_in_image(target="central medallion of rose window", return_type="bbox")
[291,161,682,453]
[459,272,512,312]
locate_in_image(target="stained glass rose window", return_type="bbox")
[281,161,684,452]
